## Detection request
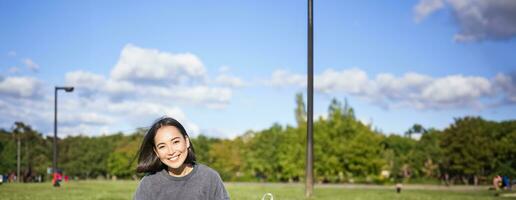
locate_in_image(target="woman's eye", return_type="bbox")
[158,146,165,149]
[173,140,180,144]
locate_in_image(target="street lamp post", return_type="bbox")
[306,0,314,198]
[53,86,73,187]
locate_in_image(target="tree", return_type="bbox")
[107,133,141,179]
[244,124,283,181]
[405,123,427,139]
[0,129,16,175]
[409,129,443,179]
[209,138,245,181]
[441,117,494,185]
[492,120,516,177]
[191,134,220,165]
[382,134,416,179]
[294,92,307,127]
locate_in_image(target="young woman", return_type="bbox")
[134,117,229,200]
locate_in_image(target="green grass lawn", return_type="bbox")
[0,181,513,200]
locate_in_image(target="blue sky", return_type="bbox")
[1,0,515,138]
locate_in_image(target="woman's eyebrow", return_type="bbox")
[155,137,181,146]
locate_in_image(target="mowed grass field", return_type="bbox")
[0,181,514,200]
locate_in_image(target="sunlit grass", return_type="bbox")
[0,181,511,200]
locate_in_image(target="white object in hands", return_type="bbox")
[261,193,273,200]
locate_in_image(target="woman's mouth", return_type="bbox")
[168,154,180,161]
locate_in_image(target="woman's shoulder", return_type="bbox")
[139,170,167,184]
[195,163,222,178]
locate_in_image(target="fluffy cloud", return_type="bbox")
[65,44,233,108]
[8,67,20,74]
[421,75,492,104]
[1,44,240,137]
[0,76,42,98]
[316,68,371,95]
[414,0,445,22]
[269,69,306,87]
[215,74,245,88]
[267,68,514,110]
[494,73,516,103]
[111,44,206,84]
[22,58,39,72]
[7,51,16,57]
[414,0,516,42]
[65,70,106,92]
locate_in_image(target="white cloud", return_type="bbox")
[421,75,492,105]
[215,74,245,88]
[267,68,514,110]
[494,73,516,103]
[269,69,306,87]
[145,85,232,109]
[0,76,42,98]
[111,44,206,83]
[414,0,516,42]
[8,66,20,73]
[219,66,231,73]
[56,124,113,137]
[65,69,232,108]
[102,100,200,136]
[413,0,445,22]
[60,112,115,126]
[1,44,240,138]
[22,58,39,72]
[66,70,106,91]
[64,44,233,107]
[316,68,371,95]
[104,79,136,94]
[7,51,16,57]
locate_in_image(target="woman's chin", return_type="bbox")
[164,162,183,169]
[163,159,187,170]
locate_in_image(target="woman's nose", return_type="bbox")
[167,145,174,154]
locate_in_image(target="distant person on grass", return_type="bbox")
[134,117,230,200]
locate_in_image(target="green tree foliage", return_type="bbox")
[411,129,443,179]
[440,117,509,184]
[294,92,307,127]
[1,96,514,184]
[275,125,305,182]
[0,128,17,174]
[405,123,427,139]
[190,134,220,165]
[107,132,142,179]
[209,138,245,181]
[494,120,516,177]
[0,122,51,182]
[244,124,284,181]
[382,134,416,179]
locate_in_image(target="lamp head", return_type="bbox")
[65,87,73,92]
[64,87,74,92]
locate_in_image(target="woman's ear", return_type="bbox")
[186,136,190,148]
[153,147,158,156]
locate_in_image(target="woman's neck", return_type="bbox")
[168,164,193,177]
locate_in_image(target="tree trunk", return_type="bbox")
[462,176,469,185]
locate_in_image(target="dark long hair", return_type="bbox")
[136,117,196,173]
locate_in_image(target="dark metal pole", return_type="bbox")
[52,86,73,187]
[306,0,314,198]
[17,133,20,182]
[53,87,58,187]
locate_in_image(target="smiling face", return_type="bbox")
[153,126,190,170]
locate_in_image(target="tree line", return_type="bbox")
[0,93,514,185]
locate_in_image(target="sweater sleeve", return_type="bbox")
[213,172,230,200]
[134,176,152,200]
